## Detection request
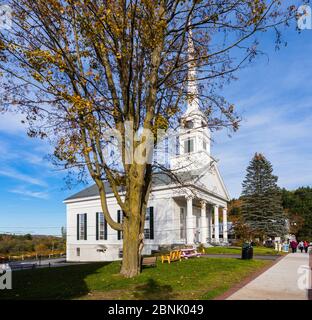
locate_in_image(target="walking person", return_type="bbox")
[290,240,298,253]
[304,240,309,253]
[298,241,304,253]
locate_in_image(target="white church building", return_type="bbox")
[64,34,230,262]
[64,108,230,262]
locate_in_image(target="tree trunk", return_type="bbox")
[120,210,142,278]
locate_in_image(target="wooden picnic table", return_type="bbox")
[180,248,202,259]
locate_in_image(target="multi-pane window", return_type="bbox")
[184,138,194,154]
[144,207,154,240]
[96,212,107,240]
[76,247,80,257]
[118,208,154,240]
[180,208,186,240]
[144,210,150,239]
[77,213,87,240]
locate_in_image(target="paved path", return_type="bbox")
[6,258,87,271]
[227,253,309,300]
[204,254,279,260]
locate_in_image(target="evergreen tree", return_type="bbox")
[241,153,286,239]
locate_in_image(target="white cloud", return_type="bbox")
[9,187,49,200]
[213,95,312,198]
[22,153,45,166]
[0,112,26,134]
[0,167,47,186]
[0,135,54,168]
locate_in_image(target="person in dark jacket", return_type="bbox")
[290,240,298,253]
[304,240,309,253]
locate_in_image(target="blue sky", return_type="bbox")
[214,26,312,200]
[0,23,311,235]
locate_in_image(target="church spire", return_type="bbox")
[184,24,201,117]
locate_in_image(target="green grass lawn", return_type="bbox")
[0,257,271,300]
[204,246,284,256]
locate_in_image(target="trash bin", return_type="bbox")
[248,245,254,259]
[242,243,253,260]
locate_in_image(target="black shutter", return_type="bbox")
[176,136,179,155]
[149,207,154,240]
[96,212,99,240]
[84,213,87,240]
[77,214,80,240]
[104,216,108,240]
[117,210,121,240]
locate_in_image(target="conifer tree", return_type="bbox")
[241,153,286,240]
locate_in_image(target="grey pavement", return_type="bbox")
[227,252,309,300]
[7,257,87,270]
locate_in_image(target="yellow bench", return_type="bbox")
[161,250,181,264]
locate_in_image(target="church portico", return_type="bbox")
[173,194,228,246]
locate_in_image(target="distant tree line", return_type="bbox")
[281,187,312,240]
[0,234,65,256]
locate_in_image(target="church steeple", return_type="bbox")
[183,25,202,118]
[170,24,211,172]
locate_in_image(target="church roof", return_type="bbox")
[64,172,196,201]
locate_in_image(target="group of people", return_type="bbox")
[290,240,310,253]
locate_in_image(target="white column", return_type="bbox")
[208,206,213,242]
[223,207,228,243]
[214,205,219,244]
[186,196,194,245]
[200,201,208,244]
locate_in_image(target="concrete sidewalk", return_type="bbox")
[227,253,309,300]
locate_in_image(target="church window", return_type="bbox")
[96,212,107,240]
[184,138,194,153]
[203,140,207,150]
[144,207,154,239]
[77,213,87,240]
